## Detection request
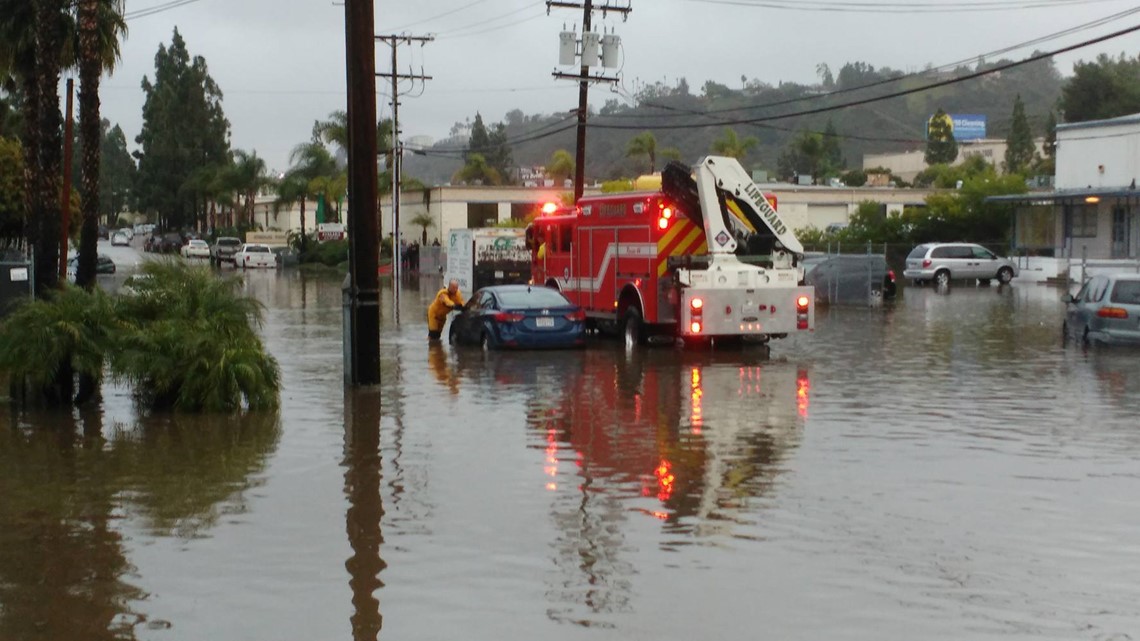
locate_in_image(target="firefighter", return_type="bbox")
[427,279,465,341]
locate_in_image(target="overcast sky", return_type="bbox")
[96,0,1140,173]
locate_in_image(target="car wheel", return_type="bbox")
[934,270,951,287]
[623,306,644,350]
[997,267,1014,284]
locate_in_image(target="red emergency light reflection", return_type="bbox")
[796,370,811,418]
[654,460,676,501]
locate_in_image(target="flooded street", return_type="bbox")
[3,270,1140,640]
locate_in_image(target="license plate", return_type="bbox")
[536,317,554,328]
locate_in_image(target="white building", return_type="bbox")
[864,138,1047,183]
[989,112,1140,282]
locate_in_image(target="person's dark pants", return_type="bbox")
[428,330,442,341]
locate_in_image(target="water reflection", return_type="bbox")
[512,347,808,626]
[0,407,279,639]
[343,387,385,641]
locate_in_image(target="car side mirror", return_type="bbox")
[1062,293,1077,304]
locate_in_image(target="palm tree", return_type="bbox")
[313,111,395,169]
[626,131,658,174]
[74,0,126,290]
[275,171,309,249]
[410,212,434,245]
[284,141,335,248]
[227,149,272,228]
[547,149,574,185]
[711,127,759,161]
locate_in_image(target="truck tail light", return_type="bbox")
[564,309,586,322]
[657,216,669,230]
[796,295,810,330]
[690,321,702,333]
[1097,306,1129,319]
[493,312,525,323]
[690,297,703,311]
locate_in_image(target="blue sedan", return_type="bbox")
[448,285,586,350]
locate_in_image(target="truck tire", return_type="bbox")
[623,307,644,349]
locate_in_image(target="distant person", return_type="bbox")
[432,238,440,247]
[427,279,465,341]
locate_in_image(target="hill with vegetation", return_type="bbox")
[405,56,1065,186]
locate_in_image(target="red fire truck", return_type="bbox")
[528,156,814,346]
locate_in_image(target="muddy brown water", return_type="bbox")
[2,270,1138,640]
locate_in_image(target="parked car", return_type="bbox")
[181,239,211,259]
[211,237,243,265]
[903,242,1018,286]
[118,227,134,240]
[160,232,185,253]
[449,284,586,350]
[802,253,896,305]
[235,243,278,269]
[110,231,130,246]
[1063,273,1140,346]
[66,254,115,281]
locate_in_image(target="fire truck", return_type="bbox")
[528,155,814,345]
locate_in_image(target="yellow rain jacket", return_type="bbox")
[427,287,465,332]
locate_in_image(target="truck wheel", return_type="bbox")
[623,307,644,349]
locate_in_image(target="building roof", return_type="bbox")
[986,184,1140,204]
[1056,112,1140,132]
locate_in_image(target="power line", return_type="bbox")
[588,21,1140,131]
[601,4,1140,120]
[680,0,1129,13]
[383,0,493,32]
[123,0,204,20]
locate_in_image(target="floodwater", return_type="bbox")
[3,262,1140,641]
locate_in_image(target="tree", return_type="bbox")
[99,121,135,222]
[226,149,271,227]
[453,153,501,186]
[466,113,512,183]
[135,28,230,230]
[711,127,758,160]
[1059,53,1140,123]
[625,131,658,174]
[925,108,958,165]
[821,119,843,173]
[74,0,126,291]
[280,140,335,251]
[1043,110,1057,159]
[0,136,22,241]
[548,149,574,184]
[410,212,434,245]
[1003,94,1035,175]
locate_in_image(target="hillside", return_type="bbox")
[404,56,1063,186]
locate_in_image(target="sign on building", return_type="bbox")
[318,223,346,242]
[928,113,987,141]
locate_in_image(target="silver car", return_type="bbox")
[903,242,1018,286]
[1064,273,1140,346]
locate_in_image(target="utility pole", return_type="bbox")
[376,34,432,299]
[344,0,380,386]
[548,1,630,201]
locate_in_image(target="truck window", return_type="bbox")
[560,226,573,252]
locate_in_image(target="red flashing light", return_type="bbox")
[657,217,669,230]
[690,321,702,333]
[662,207,673,219]
[493,311,525,323]
[796,295,810,310]
[541,202,559,215]
[690,297,704,311]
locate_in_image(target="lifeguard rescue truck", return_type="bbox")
[528,155,814,345]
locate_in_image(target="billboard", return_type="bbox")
[928,113,987,141]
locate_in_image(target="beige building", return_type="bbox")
[864,138,1047,183]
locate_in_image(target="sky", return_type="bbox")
[94,0,1140,174]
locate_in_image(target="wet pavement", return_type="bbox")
[2,271,1140,640]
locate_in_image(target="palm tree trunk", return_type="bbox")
[299,198,307,252]
[31,0,65,300]
[74,0,101,292]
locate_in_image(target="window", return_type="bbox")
[1066,204,1098,238]
[496,288,572,309]
[907,245,931,259]
[971,246,995,260]
[1084,277,1109,303]
[560,226,573,252]
[930,246,952,259]
[1111,280,1140,305]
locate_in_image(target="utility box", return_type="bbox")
[580,31,601,67]
[445,228,530,300]
[600,33,620,68]
[558,31,577,66]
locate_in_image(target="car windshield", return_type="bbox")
[1110,279,1140,304]
[495,288,572,309]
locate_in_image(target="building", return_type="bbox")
[988,113,1140,283]
[382,183,934,246]
[864,138,1047,183]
